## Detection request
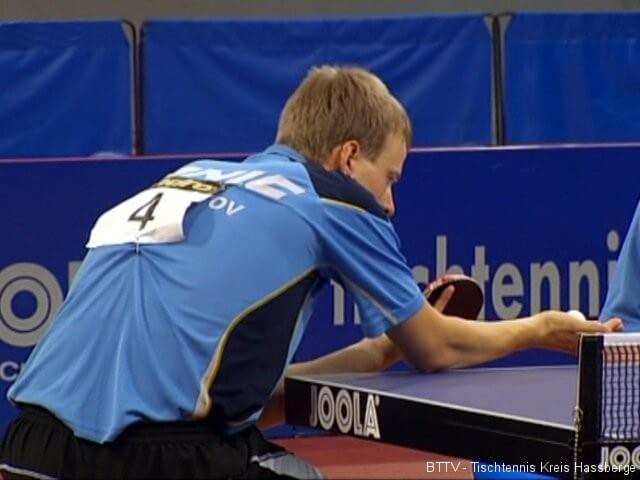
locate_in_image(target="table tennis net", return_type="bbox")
[592,333,640,440]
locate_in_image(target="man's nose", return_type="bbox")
[382,192,395,217]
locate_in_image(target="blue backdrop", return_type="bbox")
[1,145,638,438]
[0,21,133,157]
[504,12,640,144]
[143,15,492,154]
[5,14,640,159]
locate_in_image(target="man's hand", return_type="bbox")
[531,311,623,354]
[429,283,455,312]
[424,274,483,319]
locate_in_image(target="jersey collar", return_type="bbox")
[261,144,308,164]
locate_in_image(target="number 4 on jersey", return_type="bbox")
[87,180,218,248]
[128,193,163,230]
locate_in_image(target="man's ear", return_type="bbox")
[325,140,361,174]
[335,140,361,175]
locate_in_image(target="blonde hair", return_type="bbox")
[276,66,412,165]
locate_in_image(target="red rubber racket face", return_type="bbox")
[423,274,484,320]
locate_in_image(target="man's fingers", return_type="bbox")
[576,318,624,333]
[580,320,613,332]
[432,285,455,312]
[424,275,483,319]
[603,317,624,332]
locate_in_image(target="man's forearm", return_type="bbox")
[388,306,618,373]
[288,335,402,376]
[258,335,402,429]
[434,314,540,369]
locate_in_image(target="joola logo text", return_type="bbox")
[600,445,640,468]
[309,385,380,439]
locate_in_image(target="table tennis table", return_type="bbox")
[285,335,640,479]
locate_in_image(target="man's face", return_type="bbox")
[348,133,407,217]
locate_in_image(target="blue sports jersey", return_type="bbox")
[8,145,425,443]
[601,199,640,330]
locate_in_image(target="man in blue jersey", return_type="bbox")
[0,66,622,479]
[601,200,640,330]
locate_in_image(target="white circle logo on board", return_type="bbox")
[0,263,63,347]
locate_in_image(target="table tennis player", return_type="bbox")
[0,65,622,479]
[601,199,640,331]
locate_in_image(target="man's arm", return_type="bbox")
[257,286,454,429]
[387,303,622,371]
[258,334,402,429]
[259,291,622,428]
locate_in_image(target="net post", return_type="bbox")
[577,333,603,468]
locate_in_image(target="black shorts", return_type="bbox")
[0,406,323,479]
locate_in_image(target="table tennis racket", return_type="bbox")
[423,274,483,320]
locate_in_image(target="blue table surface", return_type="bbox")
[291,365,578,428]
